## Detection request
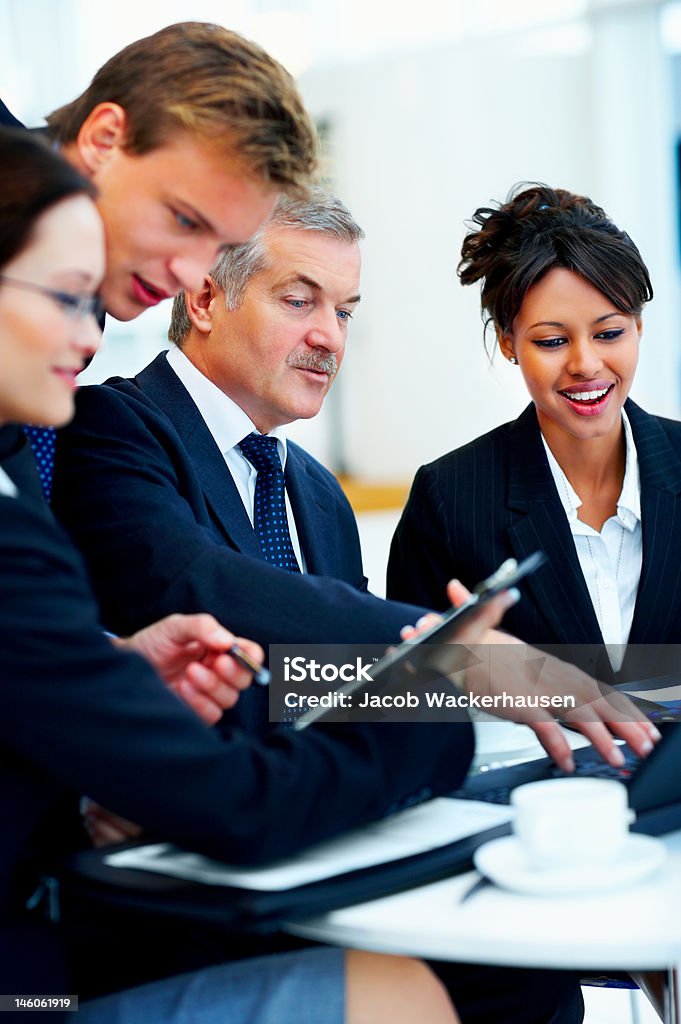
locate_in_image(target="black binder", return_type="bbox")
[58,819,512,935]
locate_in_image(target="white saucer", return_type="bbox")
[473,834,666,896]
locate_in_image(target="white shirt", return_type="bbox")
[541,410,642,671]
[166,347,307,571]
[0,465,17,498]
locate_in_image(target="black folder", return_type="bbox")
[59,818,512,935]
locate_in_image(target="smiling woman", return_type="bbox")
[499,265,642,515]
[0,125,467,1024]
[387,184,681,681]
[0,130,105,430]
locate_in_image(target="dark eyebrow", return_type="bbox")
[593,312,625,325]
[176,200,215,234]
[528,312,623,330]
[279,273,361,305]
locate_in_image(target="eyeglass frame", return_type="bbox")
[0,275,103,321]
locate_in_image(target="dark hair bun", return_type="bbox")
[459,182,652,340]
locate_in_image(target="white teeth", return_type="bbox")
[562,386,610,402]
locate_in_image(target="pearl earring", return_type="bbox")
[509,356,518,365]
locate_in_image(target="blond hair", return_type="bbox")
[47,22,318,191]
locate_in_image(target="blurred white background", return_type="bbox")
[1,13,675,1017]
[2,0,681,482]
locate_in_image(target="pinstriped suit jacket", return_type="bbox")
[387,400,681,682]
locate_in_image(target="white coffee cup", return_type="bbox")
[511,778,634,870]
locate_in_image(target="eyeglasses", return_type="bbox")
[0,275,103,321]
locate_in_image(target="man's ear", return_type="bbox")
[184,276,221,335]
[74,103,128,176]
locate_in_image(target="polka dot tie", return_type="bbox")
[23,425,57,502]
[238,433,301,574]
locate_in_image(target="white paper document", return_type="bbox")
[106,799,512,891]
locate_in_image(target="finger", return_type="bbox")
[185,662,243,706]
[88,822,131,848]
[231,636,265,665]
[453,588,520,642]
[208,653,254,690]
[562,689,655,762]
[446,579,471,608]
[644,720,663,742]
[564,719,626,767]
[84,811,141,847]
[601,719,656,758]
[176,680,224,725]
[180,639,203,655]
[530,720,575,773]
[408,613,441,639]
[399,622,439,641]
[163,613,236,651]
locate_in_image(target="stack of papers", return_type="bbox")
[107,798,513,891]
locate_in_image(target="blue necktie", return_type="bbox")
[238,433,301,574]
[23,425,56,502]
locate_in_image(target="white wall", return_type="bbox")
[3,1,679,482]
[299,10,681,481]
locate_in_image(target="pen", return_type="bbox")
[227,643,271,686]
[458,874,493,904]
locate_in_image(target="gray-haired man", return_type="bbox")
[53,188,592,1024]
[53,188,376,733]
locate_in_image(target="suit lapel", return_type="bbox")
[506,405,603,644]
[626,401,681,642]
[136,354,262,558]
[284,446,339,575]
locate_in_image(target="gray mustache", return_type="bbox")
[288,351,338,376]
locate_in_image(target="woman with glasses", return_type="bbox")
[0,127,471,1024]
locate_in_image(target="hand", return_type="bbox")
[445,580,660,772]
[115,613,264,726]
[81,797,142,849]
[399,583,520,645]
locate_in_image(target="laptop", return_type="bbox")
[453,720,681,836]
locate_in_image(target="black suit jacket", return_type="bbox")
[388,400,681,681]
[0,477,472,998]
[122,352,367,583]
[52,353,426,651]
[0,99,23,128]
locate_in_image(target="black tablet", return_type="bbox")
[294,551,546,730]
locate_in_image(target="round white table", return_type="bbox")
[286,726,681,1023]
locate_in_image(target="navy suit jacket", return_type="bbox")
[388,400,681,682]
[0,473,472,1000]
[106,351,369,586]
[0,98,23,127]
[52,352,426,669]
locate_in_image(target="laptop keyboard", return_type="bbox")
[453,743,641,805]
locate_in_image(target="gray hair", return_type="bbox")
[167,186,364,347]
